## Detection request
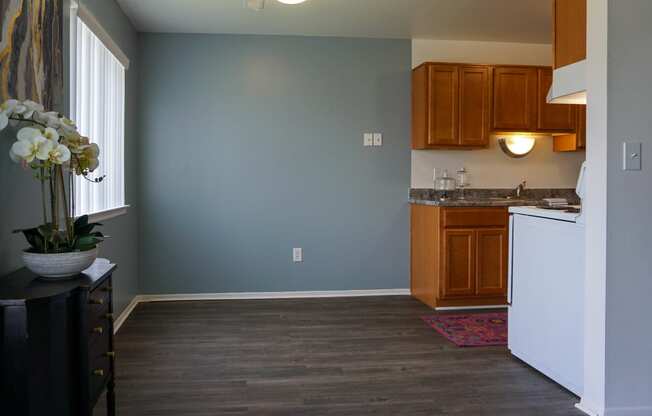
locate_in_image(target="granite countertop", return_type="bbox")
[409,188,580,207]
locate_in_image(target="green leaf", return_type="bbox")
[13,227,45,252]
[74,215,89,229]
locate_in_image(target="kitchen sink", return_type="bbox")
[488,196,516,201]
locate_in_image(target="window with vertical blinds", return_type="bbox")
[72,15,126,217]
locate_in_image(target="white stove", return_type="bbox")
[509,205,582,223]
[506,162,587,397]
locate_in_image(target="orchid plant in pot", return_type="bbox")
[1,99,106,279]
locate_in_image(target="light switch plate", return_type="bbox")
[293,248,303,263]
[363,133,373,147]
[623,142,642,171]
[373,133,383,146]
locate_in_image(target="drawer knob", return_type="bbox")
[92,326,104,334]
[105,313,114,320]
[93,369,104,377]
[105,351,116,358]
[89,298,104,305]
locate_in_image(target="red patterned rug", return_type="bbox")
[421,312,508,347]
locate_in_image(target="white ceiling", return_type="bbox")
[116,0,552,44]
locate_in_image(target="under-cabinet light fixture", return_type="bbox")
[277,0,307,4]
[498,135,537,158]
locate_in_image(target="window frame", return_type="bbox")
[69,1,130,222]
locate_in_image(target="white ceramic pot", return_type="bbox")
[22,248,99,280]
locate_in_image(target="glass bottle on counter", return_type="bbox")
[435,169,456,201]
[457,167,470,200]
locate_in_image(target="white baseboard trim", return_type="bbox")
[435,304,507,311]
[576,402,600,416]
[112,289,410,333]
[138,289,410,303]
[113,295,142,334]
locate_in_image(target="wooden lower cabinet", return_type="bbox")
[475,228,508,296]
[410,205,508,308]
[442,229,476,298]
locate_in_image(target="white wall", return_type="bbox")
[411,39,586,189]
[579,0,607,414]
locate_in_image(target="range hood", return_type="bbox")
[546,59,587,104]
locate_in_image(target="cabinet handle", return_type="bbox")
[93,369,104,377]
[102,286,113,292]
[105,313,114,320]
[89,298,104,305]
[105,351,116,359]
[92,326,104,334]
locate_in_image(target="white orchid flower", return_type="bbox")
[47,142,71,164]
[9,146,21,163]
[1,99,20,115]
[83,143,100,171]
[42,127,60,142]
[59,117,78,135]
[10,136,52,163]
[17,126,43,142]
[0,99,19,130]
[21,100,44,118]
[35,111,62,129]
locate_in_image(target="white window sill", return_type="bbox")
[78,205,130,223]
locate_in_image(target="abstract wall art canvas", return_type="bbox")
[0,0,63,109]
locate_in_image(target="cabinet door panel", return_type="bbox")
[492,67,538,131]
[428,65,459,146]
[442,229,475,298]
[537,68,575,131]
[476,229,508,296]
[576,105,586,148]
[554,0,587,69]
[459,66,490,146]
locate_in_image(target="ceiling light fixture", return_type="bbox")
[498,135,537,158]
[277,0,307,4]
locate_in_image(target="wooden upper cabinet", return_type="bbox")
[413,62,579,150]
[492,66,538,131]
[537,68,575,131]
[553,104,586,151]
[553,0,587,69]
[576,105,586,148]
[428,65,459,146]
[412,63,489,149]
[459,66,490,146]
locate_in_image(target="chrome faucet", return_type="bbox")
[514,180,527,198]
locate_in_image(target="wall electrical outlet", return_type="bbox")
[373,133,383,146]
[293,248,303,263]
[363,133,373,147]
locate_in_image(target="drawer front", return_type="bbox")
[89,350,111,403]
[87,291,114,406]
[442,208,508,228]
[86,278,112,325]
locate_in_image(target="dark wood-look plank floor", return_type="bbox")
[94,297,583,416]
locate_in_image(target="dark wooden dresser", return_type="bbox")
[0,259,117,416]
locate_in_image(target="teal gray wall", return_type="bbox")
[138,34,411,293]
[0,0,140,316]
[604,0,652,410]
